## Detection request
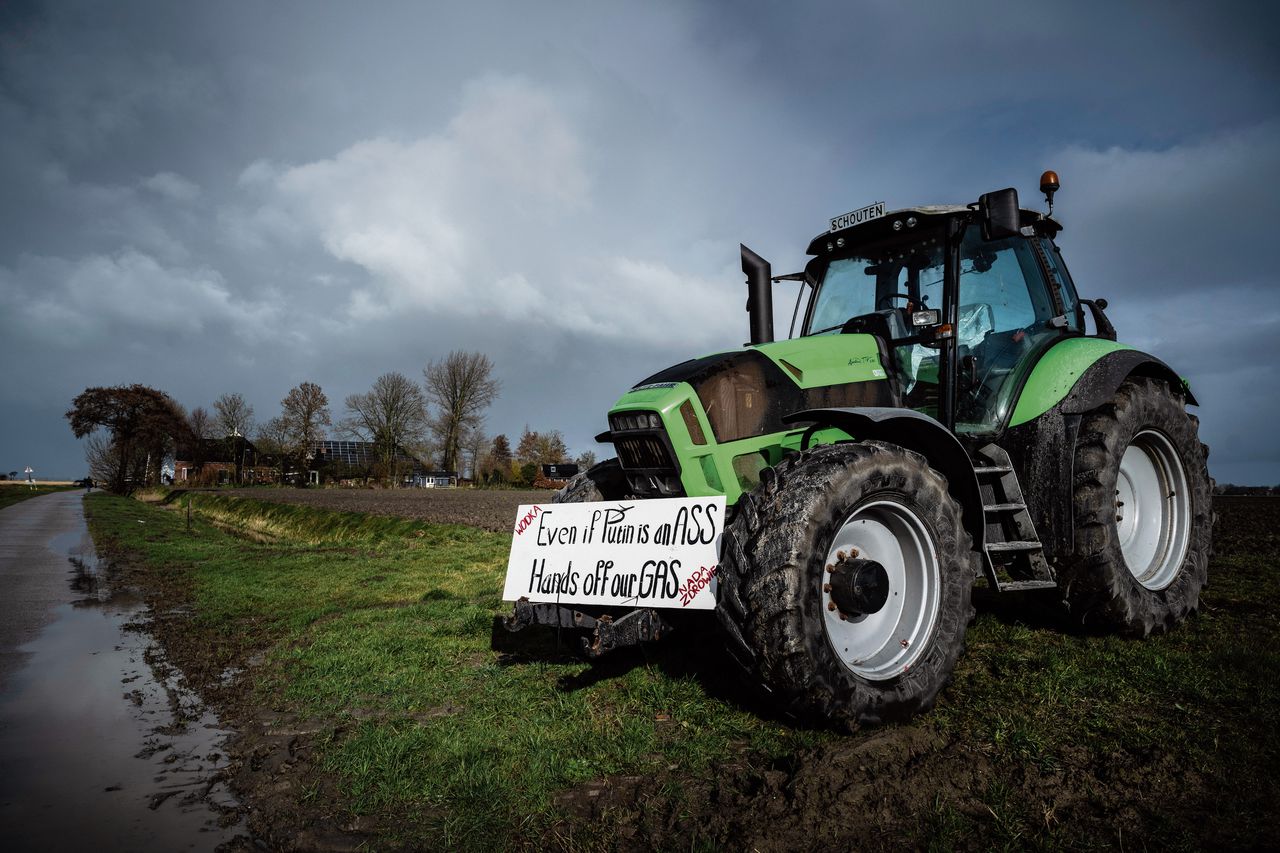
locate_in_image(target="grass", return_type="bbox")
[926,521,1280,848]
[87,491,827,848]
[0,482,79,510]
[85,492,1280,850]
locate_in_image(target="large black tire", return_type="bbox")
[1062,376,1212,636]
[716,441,978,727]
[553,458,629,503]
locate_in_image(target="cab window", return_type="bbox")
[1042,238,1083,332]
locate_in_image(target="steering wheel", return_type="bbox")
[876,293,913,311]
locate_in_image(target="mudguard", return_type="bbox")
[1011,341,1197,428]
[781,407,985,556]
[1058,349,1198,413]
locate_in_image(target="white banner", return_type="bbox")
[502,496,727,610]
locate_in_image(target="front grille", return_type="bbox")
[612,426,683,497]
[616,434,672,469]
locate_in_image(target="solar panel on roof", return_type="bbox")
[309,440,426,470]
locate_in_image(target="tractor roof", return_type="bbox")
[806,205,1060,255]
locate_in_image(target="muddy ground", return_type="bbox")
[219,486,551,533]
[98,494,1279,851]
[85,541,307,852]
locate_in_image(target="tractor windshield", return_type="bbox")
[806,230,946,336]
[803,229,949,417]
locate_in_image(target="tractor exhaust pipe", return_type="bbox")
[741,244,774,345]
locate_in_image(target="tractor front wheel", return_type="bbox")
[1063,376,1212,636]
[553,458,629,503]
[717,441,977,726]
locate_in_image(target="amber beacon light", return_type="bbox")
[1040,170,1060,214]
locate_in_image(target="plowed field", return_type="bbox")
[219,486,548,532]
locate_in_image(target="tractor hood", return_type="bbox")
[626,335,895,446]
[635,335,890,392]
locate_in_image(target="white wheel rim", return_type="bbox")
[1116,429,1191,591]
[821,500,940,681]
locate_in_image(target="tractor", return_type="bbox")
[504,173,1213,726]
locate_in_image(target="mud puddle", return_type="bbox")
[0,537,245,850]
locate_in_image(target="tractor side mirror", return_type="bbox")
[1080,298,1117,341]
[978,187,1021,241]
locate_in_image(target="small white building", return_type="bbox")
[415,471,458,488]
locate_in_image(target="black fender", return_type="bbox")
[782,407,985,556]
[1059,349,1198,414]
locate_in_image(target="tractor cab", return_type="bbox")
[796,192,1084,439]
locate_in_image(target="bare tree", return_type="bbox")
[213,393,254,438]
[461,426,488,482]
[343,372,429,486]
[575,450,597,471]
[83,433,124,489]
[255,416,291,484]
[406,436,440,473]
[281,382,331,484]
[423,351,500,476]
[188,406,213,440]
[213,393,255,483]
[185,405,214,476]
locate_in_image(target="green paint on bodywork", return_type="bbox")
[608,334,892,505]
[611,381,798,505]
[752,335,887,385]
[1009,338,1133,427]
[610,335,1141,502]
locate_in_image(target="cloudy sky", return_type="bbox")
[1,0,1277,484]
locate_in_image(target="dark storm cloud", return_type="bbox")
[0,0,1276,485]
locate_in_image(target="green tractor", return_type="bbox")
[506,173,1212,726]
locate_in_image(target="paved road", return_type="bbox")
[0,491,93,688]
[0,491,242,851]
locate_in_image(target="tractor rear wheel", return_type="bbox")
[716,441,977,727]
[553,458,629,503]
[1063,376,1212,636]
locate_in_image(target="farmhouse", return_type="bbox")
[174,435,277,485]
[310,440,455,487]
[175,437,455,487]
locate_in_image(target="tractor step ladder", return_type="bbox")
[973,444,1056,592]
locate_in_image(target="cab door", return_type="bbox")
[953,231,1071,434]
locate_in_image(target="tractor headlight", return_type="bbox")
[610,411,663,432]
